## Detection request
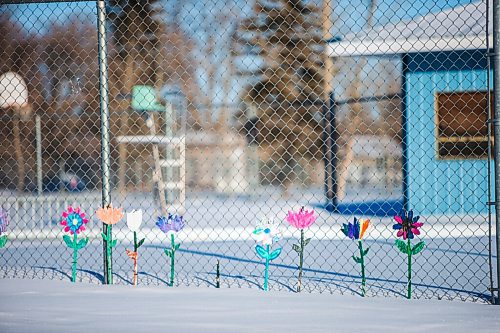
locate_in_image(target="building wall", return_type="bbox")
[405,60,493,214]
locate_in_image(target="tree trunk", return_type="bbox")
[338,0,378,198]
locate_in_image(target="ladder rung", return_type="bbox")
[159,159,183,167]
[163,182,184,189]
[115,135,184,145]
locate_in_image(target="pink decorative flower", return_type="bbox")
[393,210,424,240]
[61,206,89,235]
[286,207,317,229]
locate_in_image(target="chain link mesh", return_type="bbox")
[0,0,496,302]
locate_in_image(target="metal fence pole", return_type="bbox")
[35,115,42,195]
[329,93,338,212]
[97,0,112,285]
[322,94,337,212]
[492,0,500,305]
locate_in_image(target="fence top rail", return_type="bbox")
[0,0,93,4]
[0,193,101,204]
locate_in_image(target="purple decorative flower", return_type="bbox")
[341,217,370,240]
[0,208,8,235]
[156,214,185,234]
[393,210,423,240]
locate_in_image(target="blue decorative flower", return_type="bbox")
[156,214,185,234]
[61,206,88,235]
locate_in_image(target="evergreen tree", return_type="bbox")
[235,0,324,189]
[108,0,163,88]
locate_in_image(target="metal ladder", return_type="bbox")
[116,103,185,215]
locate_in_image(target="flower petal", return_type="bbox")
[359,219,370,239]
[394,215,403,224]
[353,220,360,239]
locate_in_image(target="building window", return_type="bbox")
[436,91,494,159]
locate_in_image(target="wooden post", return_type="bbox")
[13,115,25,192]
[148,113,168,216]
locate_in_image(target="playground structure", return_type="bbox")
[116,85,186,215]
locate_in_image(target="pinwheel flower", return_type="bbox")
[286,207,317,292]
[61,206,89,235]
[157,214,185,286]
[252,218,280,246]
[393,210,423,240]
[126,210,145,286]
[96,204,124,284]
[0,208,9,248]
[393,209,425,299]
[341,217,370,296]
[60,206,89,282]
[253,218,282,291]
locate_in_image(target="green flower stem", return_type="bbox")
[407,238,412,299]
[170,233,175,286]
[133,231,138,252]
[264,245,270,291]
[71,233,78,282]
[106,226,113,284]
[133,231,139,286]
[358,240,366,297]
[297,229,304,292]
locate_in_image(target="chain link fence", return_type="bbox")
[0,0,498,303]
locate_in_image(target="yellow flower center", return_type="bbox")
[72,218,79,226]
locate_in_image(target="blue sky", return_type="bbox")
[2,0,476,36]
[0,0,480,108]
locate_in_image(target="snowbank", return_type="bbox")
[0,278,498,333]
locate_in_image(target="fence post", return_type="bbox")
[323,93,337,212]
[35,115,42,195]
[492,0,500,305]
[97,0,112,285]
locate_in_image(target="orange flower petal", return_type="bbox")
[96,204,124,225]
[359,218,370,240]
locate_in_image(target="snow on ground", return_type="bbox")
[0,187,496,302]
[0,278,499,333]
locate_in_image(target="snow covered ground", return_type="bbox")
[0,278,499,333]
[0,187,496,302]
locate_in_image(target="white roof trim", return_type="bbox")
[327,34,493,57]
